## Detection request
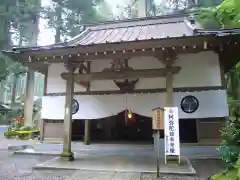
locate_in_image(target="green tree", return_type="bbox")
[43,0,112,43]
[193,0,240,179]
[216,0,240,28]
[0,0,40,106]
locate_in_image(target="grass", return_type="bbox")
[211,168,239,180]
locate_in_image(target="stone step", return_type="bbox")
[66,170,141,180]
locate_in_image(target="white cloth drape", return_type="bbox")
[126,94,165,117]
[41,90,228,120]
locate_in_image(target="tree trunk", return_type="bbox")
[188,0,197,7]
[55,4,63,43]
[11,75,18,104]
[0,3,10,48]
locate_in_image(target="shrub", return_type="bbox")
[218,117,240,167]
[4,129,40,140]
[19,125,32,131]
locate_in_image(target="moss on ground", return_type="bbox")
[60,152,74,157]
[211,168,239,180]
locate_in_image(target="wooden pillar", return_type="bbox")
[61,69,74,161]
[40,119,45,143]
[219,62,226,88]
[196,119,200,143]
[157,50,175,107]
[166,71,173,107]
[24,70,35,127]
[84,61,91,145]
[84,120,90,145]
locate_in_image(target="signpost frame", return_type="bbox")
[152,107,164,178]
[164,107,181,165]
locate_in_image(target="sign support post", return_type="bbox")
[156,130,160,177]
[152,107,164,178]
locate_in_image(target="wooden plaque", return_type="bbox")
[152,107,164,130]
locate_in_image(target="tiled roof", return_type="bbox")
[67,16,195,46]
[7,14,240,53]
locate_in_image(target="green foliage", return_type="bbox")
[0,0,37,104]
[215,0,240,28]
[211,168,238,180]
[218,118,240,166]
[43,0,112,42]
[190,0,240,29]
[6,96,42,129]
[4,129,39,139]
[192,7,221,28]
[218,68,240,167]
[19,125,32,131]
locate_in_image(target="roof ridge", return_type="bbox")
[196,28,240,32]
[87,17,186,32]
[84,12,189,27]
[88,19,185,31]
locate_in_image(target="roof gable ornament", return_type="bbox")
[103,59,139,93]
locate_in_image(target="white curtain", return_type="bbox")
[126,94,165,117]
[73,95,126,119]
[41,90,228,120]
[42,95,126,120]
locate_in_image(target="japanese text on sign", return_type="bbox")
[152,108,164,130]
[164,107,180,156]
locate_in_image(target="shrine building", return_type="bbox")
[3,14,239,160]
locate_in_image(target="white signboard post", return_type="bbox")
[164,107,180,164]
[152,107,164,178]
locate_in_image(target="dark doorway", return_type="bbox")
[89,111,152,143]
[113,111,152,142]
[72,120,84,141]
[179,119,198,143]
[71,111,153,143]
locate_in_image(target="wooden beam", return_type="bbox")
[21,49,159,65]
[76,61,91,88]
[76,82,88,88]
[45,86,224,96]
[61,66,181,82]
[21,46,210,65]
[5,35,240,68]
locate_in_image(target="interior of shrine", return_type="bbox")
[71,111,198,143]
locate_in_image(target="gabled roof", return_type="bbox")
[65,16,195,46]
[10,14,199,52]
[2,13,240,74]
[8,13,240,54]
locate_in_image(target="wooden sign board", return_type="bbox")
[152,107,164,130]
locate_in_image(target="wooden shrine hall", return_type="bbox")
[3,14,240,160]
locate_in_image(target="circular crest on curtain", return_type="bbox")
[72,99,79,115]
[181,95,199,114]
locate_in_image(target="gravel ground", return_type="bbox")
[0,151,76,180]
[0,151,227,180]
[141,159,227,180]
[141,174,200,180]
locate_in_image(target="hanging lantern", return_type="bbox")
[127,110,132,119]
[125,109,134,125]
